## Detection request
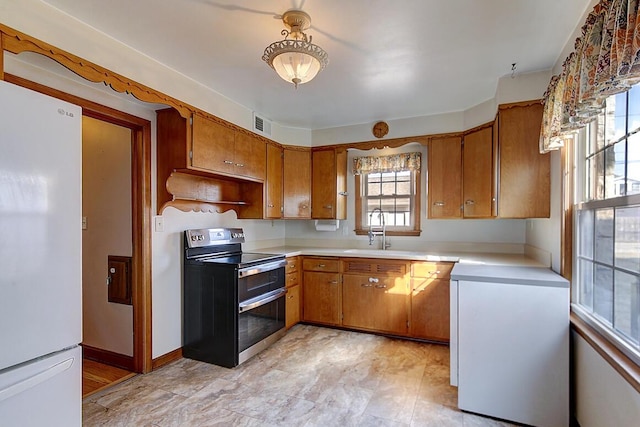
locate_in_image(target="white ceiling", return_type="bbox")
[42,0,591,130]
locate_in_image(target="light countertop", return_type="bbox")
[450,263,569,288]
[254,246,546,267]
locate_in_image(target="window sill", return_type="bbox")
[570,311,640,393]
[354,229,421,237]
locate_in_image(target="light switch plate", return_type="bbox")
[154,216,164,232]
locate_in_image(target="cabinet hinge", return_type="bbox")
[190,117,193,125]
[189,150,193,159]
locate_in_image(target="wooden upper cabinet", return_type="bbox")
[265,143,283,219]
[498,101,550,218]
[191,112,265,181]
[191,112,235,175]
[234,131,266,180]
[156,108,265,217]
[462,126,495,218]
[283,147,311,218]
[428,136,462,218]
[311,148,347,219]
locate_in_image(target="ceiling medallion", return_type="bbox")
[262,10,329,88]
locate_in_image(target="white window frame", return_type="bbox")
[572,89,640,365]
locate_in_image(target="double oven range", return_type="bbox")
[183,228,287,368]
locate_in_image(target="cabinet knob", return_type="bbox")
[361,283,373,287]
[235,163,244,167]
[428,270,441,275]
[287,295,294,299]
[323,205,333,209]
[223,160,234,164]
[268,204,275,208]
[465,199,475,205]
[368,277,379,283]
[328,280,338,284]
[374,284,387,289]
[433,201,445,206]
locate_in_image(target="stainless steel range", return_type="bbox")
[183,228,287,368]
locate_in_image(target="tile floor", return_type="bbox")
[83,325,514,426]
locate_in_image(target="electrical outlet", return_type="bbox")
[154,216,164,232]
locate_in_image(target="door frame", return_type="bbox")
[5,74,154,374]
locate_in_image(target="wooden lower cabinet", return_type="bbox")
[299,256,452,341]
[342,274,409,335]
[285,284,301,329]
[410,262,454,342]
[302,271,341,326]
[285,256,301,329]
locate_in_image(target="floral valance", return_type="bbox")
[352,152,421,175]
[540,0,640,153]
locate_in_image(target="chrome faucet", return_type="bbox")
[368,208,389,250]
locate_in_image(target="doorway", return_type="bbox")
[5,74,153,374]
[81,116,135,379]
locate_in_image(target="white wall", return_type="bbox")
[526,150,562,272]
[573,332,640,426]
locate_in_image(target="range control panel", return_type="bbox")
[185,228,245,248]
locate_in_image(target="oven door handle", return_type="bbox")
[238,259,287,278]
[238,288,287,313]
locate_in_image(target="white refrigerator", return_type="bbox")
[0,80,82,426]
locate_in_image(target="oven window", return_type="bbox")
[238,295,285,352]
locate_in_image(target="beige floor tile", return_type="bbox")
[81,325,518,427]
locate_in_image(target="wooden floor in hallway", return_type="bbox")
[82,358,136,398]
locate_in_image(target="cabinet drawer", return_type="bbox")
[342,258,407,276]
[410,262,453,278]
[303,257,340,272]
[286,256,299,273]
[286,271,299,288]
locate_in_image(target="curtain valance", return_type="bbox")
[352,152,421,175]
[540,0,640,153]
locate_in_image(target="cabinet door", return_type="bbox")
[411,277,449,342]
[342,275,376,330]
[343,275,408,335]
[302,271,341,325]
[234,131,266,180]
[283,148,311,218]
[311,149,336,219]
[265,143,283,218]
[285,284,301,329]
[311,149,346,219]
[463,127,494,218]
[191,113,235,174]
[498,102,550,218]
[428,136,462,218]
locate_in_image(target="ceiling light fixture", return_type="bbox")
[262,10,329,88]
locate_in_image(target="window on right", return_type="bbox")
[574,86,640,360]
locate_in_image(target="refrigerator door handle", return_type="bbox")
[0,356,75,403]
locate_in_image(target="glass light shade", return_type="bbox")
[271,51,322,86]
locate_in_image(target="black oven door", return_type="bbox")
[237,264,286,362]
